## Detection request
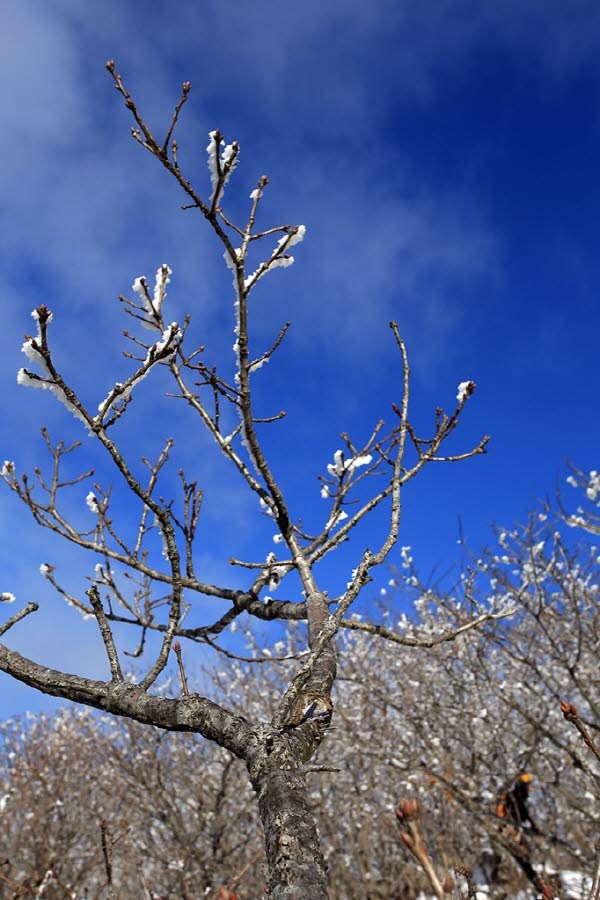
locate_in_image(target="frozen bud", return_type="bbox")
[560,700,577,720]
[105,60,115,71]
[40,563,53,576]
[33,304,52,325]
[0,592,16,603]
[182,81,191,93]
[442,875,454,894]
[399,832,414,850]
[457,380,476,403]
[395,797,419,821]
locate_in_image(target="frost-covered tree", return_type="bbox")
[328,504,599,898]
[0,63,496,898]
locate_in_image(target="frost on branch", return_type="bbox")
[206,129,239,206]
[17,307,89,428]
[259,497,275,517]
[325,509,348,530]
[86,491,100,513]
[95,323,180,425]
[457,380,475,403]
[326,449,373,479]
[585,470,600,502]
[1,461,14,479]
[243,225,307,291]
[563,465,600,535]
[270,224,306,270]
[132,264,172,330]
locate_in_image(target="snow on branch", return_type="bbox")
[95,323,180,426]
[456,380,475,404]
[17,306,90,429]
[562,464,600,535]
[243,225,306,292]
[131,264,173,330]
[326,449,373,479]
[206,129,239,208]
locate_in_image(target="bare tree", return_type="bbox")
[0,63,493,897]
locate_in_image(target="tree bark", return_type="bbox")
[0,644,251,756]
[246,726,329,899]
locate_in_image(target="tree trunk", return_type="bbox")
[246,726,328,899]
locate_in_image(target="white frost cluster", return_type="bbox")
[206,130,238,204]
[346,566,359,589]
[151,323,180,360]
[271,225,306,271]
[132,264,172,329]
[1,461,14,478]
[326,450,373,479]
[243,225,307,291]
[400,545,413,569]
[276,225,306,256]
[94,563,109,583]
[39,564,52,576]
[86,491,99,513]
[153,516,170,560]
[249,356,269,374]
[0,592,15,603]
[95,323,179,422]
[268,565,287,591]
[17,312,89,428]
[325,509,348,531]
[586,470,600,502]
[259,497,274,517]
[457,381,473,403]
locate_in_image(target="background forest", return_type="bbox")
[1,481,598,898]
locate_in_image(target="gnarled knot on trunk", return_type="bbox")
[287,690,333,728]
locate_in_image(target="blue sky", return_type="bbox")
[1,0,599,716]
